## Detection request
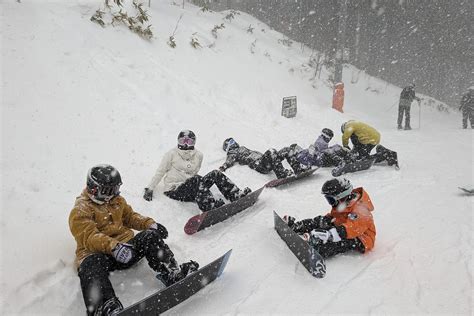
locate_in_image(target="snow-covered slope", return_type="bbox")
[1,0,472,315]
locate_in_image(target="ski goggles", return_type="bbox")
[225,138,236,152]
[323,187,352,206]
[178,136,196,147]
[96,184,121,202]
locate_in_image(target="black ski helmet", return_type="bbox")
[177,130,196,150]
[341,120,354,133]
[87,164,122,203]
[341,122,346,133]
[321,178,353,206]
[222,138,239,152]
[321,128,334,141]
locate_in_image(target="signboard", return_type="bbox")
[281,96,297,118]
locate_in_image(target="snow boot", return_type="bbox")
[212,198,225,209]
[229,187,252,202]
[397,125,403,130]
[331,163,345,177]
[404,125,412,130]
[94,297,123,316]
[274,167,293,179]
[156,260,199,287]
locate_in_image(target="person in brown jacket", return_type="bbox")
[69,164,199,316]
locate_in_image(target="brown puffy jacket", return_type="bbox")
[69,190,155,266]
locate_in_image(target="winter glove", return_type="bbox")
[143,188,153,201]
[310,228,341,244]
[314,215,333,230]
[148,222,168,239]
[112,243,135,264]
[283,215,296,228]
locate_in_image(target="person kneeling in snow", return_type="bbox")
[340,120,380,161]
[69,164,198,316]
[219,138,309,179]
[144,130,251,211]
[284,178,375,258]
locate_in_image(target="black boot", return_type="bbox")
[229,187,252,202]
[94,297,123,316]
[156,260,199,287]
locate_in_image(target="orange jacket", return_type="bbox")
[327,187,376,252]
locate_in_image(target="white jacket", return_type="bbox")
[147,147,203,192]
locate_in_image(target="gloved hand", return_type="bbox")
[143,188,153,201]
[112,243,135,264]
[148,222,168,239]
[218,166,226,172]
[283,215,296,228]
[310,228,341,244]
[314,215,333,230]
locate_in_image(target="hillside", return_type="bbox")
[1,0,472,315]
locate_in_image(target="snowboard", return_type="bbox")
[118,249,232,315]
[273,211,326,278]
[265,168,318,188]
[331,158,375,177]
[184,186,265,235]
[458,187,474,194]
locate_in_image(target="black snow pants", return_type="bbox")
[349,134,376,161]
[249,148,293,178]
[462,107,474,128]
[397,105,411,128]
[164,170,243,211]
[277,144,311,174]
[372,145,398,166]
[313,238,365,259]
[78,230,175,315]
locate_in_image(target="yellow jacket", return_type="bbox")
[342,121,380,147]
[69,190,155,266]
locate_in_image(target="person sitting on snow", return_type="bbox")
[144,130,251,211]
[69,164,199,316]
[297,128,350,169]
[219,138,310,179]
[283,178,376,259]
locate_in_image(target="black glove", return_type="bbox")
[112,243,135,264]
[314,215,333,230]
[143,188,153,201]
[148,222,168,239]
[283,215,296,228]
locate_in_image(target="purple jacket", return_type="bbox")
[297,136,343,166]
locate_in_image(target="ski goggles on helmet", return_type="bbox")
[324,187,352,206]
[178,136,196,147]
[96,184,121,202]
[225,138,236,152]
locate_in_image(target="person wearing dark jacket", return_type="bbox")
[219,138,309,179]
[460,86,474,129]
[398,84,421,130]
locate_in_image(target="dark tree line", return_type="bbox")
[195,0,472,107]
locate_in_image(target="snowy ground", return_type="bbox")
[1,0,472,315]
